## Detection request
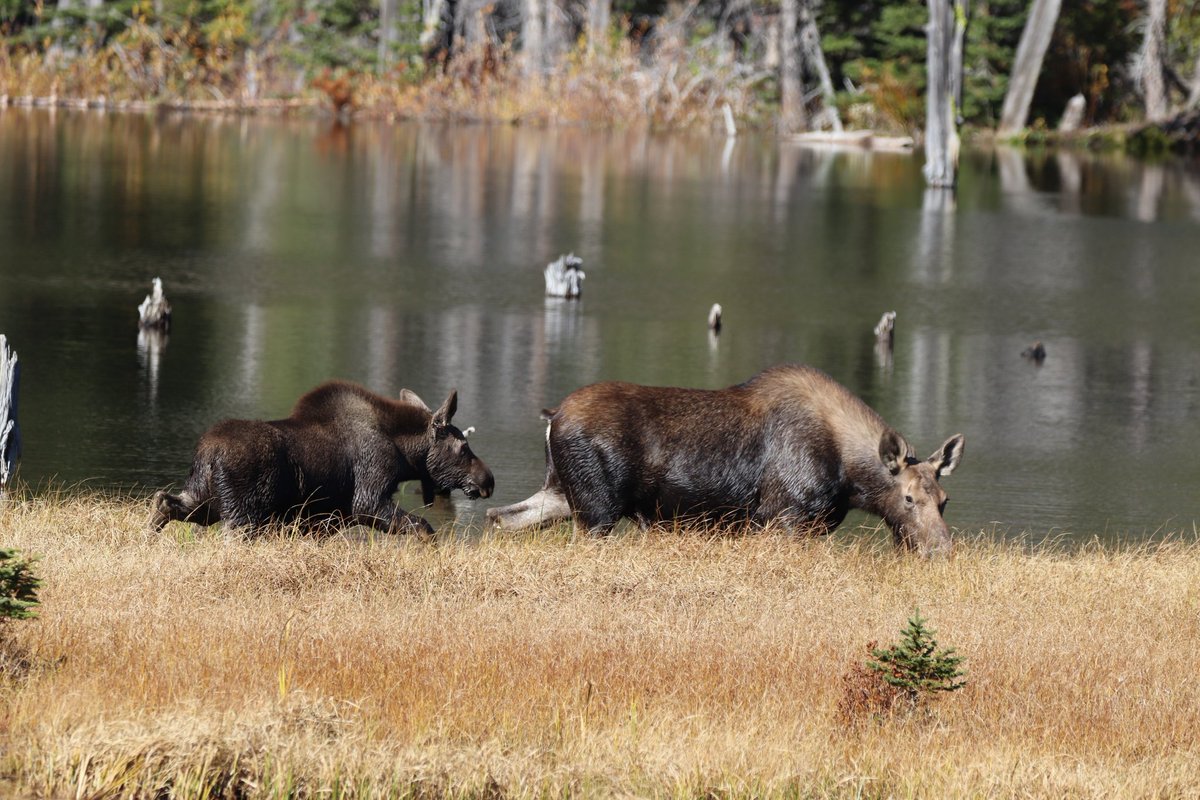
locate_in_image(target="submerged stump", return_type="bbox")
[137,277,172,331]
[544,254,585,299]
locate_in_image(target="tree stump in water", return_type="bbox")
[137,277,172,331]
[544,254,584,298]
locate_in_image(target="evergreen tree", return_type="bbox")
[0,549,39,623]
[869,608,966,709]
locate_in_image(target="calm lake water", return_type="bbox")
[2,108,1199,541]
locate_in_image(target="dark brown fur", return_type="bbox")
[152,381,494,535]
[488,364,963,555]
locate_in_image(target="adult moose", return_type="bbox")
[152,381,494,535]
[487,364,964,556]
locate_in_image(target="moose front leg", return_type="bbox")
[352,499,434,536]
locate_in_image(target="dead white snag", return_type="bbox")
[997,0,1062,137]
[874,310,896,346]
[924,0,968,188]
[544,254,585,299]
[138,277,172,331]
[0,334,19,498]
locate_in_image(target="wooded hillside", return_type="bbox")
[2,0,1198,137]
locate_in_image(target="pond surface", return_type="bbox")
[2,109,1199,541]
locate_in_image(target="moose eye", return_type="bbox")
[904,495,914,505]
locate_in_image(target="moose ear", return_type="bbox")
[431,389,458,429]
[928,434,965,479]
[399,388,432,413]
[878,429,911,475]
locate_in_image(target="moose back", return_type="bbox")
[152,381,494,535]
[487,364,964,555]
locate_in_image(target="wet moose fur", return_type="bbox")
[487,364,964,555]
[152,381,494,535]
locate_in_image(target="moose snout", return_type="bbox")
[467,468,495,499]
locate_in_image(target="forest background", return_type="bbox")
[1,0,1199,142]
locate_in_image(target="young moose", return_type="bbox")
[152,381,494,535]
[487,364,964,556]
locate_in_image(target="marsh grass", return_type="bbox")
[2,20,769,132]
[1,489,1198,797]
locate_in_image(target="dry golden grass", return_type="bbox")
[2,31,767,132]
[1,490,1198,798]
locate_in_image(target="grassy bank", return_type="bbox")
[0,35,770,132]
[1,492,1197,798]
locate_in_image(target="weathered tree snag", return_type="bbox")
[1140,0,1168,121]
[798,0,841,132]
[137,277,172,331]
[378,0,397,71]
[924,0,967,188]
[523,0,545,77]
[0,335,19,499]
[545,253,585,298]
[586,0,609,57]
[1188,55,1200,110]
[778,0,806,134]
[1058,93,1086,132]
[997,0,1062,137]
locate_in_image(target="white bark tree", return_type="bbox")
[1140,0,1169,121]
[523,0,545,76]
[779,0,806,133]
[0,335,18,498]
[799,0,841,131]
[587,0,610,56]
[924,0,968,188]
[378,0,397,71]
[997,0,1062,136]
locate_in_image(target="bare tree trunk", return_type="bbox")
[924,0,967,188]
[455,0,486,49]
[778,0,806,134]
[0,335,19,497]
[523,0,545,77]
[1141,0,1168,121]
[378,0,397,72]
[1188,55,1200,109]
[419,0,447,50]
[997,0,1062,136]
[587,0,610,56]
[798,0,841,131]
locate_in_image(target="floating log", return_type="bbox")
[708,303,723,333]
[544,254,585,299]
[0,335,19,496]
[789,130,914,151]
[138,277,172,331]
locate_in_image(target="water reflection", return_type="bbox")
[1,110,1199,538]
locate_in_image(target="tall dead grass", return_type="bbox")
[1,490,1198,798]
[2,28,768,132]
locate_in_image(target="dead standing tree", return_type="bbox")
[778,0,805,134]
[996,0,1062,137]
[1140,0,1168,121]
[924,0,968,188]
[0,335,18,501]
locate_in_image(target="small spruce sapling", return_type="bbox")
[0,548,40,622]
[868,608,966,710]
